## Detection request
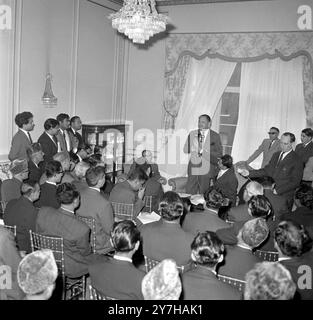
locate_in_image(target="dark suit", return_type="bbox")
[38,132,58,163]
[67,128,83,152]
[109,180,145,218]
[0,178,22,203]
[89,255,145,300]
[295,141,313,167]
[182,209,230,235]
[218,245,262,281]
[144,177,164,212]
[140,219,194,267]
[228,203,249,222]
[249,151,303,202]
[280,207,313,228]
[184,129,222,194]
[56,129,71,153]
[4,196,38,253]
[36,207,92,278]
[129,160,161,180]
[34,182,60,209]
[280,252,313,300]
[214,168,238,206]
[182,265,241,300]
[8,129,32,161]
[25,160,44,184]
[77,187,114,254]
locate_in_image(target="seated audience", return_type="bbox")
[142,259,182,300]
[0,226,25,300]
[77,166,114,254]
[17,249,58,300]
[182,187,230,235]
[260,176,289,220]
[218,218,269,280]
[4,182,40,253]
[295,128,313,167]
[71,161,90,192]
[214,154,238,207]
[140,191,194,267]
[182,231,241,300]
[217,195,277,251]
[1,159,29,203]
[135,162,164,212]
[89,220,145,300]
[109,167,148,218]
[244,262,296,300]
[36,183,92,278]
[34,160,63,209]
[25,143,44,184]
[280,184,313,228]
[227,181,264,222]
[274,220,313,300]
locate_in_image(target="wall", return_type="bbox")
[124,0,313,155]
[0,0,120,160]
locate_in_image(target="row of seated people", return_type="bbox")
[2,177,313,299]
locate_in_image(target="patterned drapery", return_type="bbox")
[163,32,313,130]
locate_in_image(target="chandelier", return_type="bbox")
[109,0,168,44]
[41,73,58,107]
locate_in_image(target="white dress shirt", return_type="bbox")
[217,168,229,180]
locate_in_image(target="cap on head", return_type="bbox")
[10,159,28,175]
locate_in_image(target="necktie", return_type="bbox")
[27,132,33,144]
[53,135,58,146]
[276,152,285,167]
[268,140,274,150]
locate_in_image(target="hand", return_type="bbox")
[138,187,145,199]
[273,188,278,195]
[237,168,249,177]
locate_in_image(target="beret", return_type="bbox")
[10,159,28,175]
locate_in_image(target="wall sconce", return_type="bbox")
[42,73,57,107]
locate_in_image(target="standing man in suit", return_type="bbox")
[214,154,238,206]
[9,112,35,161]
[68,116,84,153]
[295,128,313,168]
[240,132,303,209]
[56,113,71,153]
[38,118,60,164]
[184,114,222,195]
[245,127,281,168]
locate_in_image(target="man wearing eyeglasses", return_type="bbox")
[245,127,281,168]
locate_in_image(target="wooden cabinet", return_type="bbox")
[82,124,127,182]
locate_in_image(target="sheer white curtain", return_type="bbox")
[158,57,236,178]
[232,57,306,168]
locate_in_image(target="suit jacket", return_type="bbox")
[216,219,278,252]
[228,203,249,222]
[0,178,22,203]
[214,168,238,206]
[0,226,25,300]
[295,141,313,166]
[182,209,230,235]
[218,245,262,281]
[25,160,44,184]
[56,129,71,153]
[67,128,84,152]
[4,196,38,253]
[249,151,303,198]
[38,132,58,163]
[77,187,114,254]
[263,189,289,220]
[36,207,92,278]
[302,156,313,181]
[140,219,194,266]
[89,256,145,300]
[129,159,161,180]
[144,177,164,212]
[247,138,281,168]
[184,129,222,177]
[280,252,313,300]
[109,180,145,217]
[280,206,313,227]
[8,129,32,161]
[182,265,241,300]
[34,182,60,209]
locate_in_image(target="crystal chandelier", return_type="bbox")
[109,0,168,44]
[41,73,57,106]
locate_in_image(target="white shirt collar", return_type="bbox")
[77,154,82,162]
[61,207,75,215]
[237,244,252,251]
[71,127,76,134]
[46,181,57,186]
[113,255,132,263]
[89,187,100,193]
[20,128,30,138]
[278,256,292,262]
[304,140,312,147]
[281,149,293,160]
[59,128,64,134]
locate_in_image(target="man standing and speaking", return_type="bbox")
[183,114,222,195]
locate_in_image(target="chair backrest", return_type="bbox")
[76,215,97,254]
[253,250,279,262]
[218,274,246,292]
[89,285,117,300]
[111,202,135,221]
[144,256,185,274]
[29,230,65,278]
[144,195,152,213]
[3,224,16,237]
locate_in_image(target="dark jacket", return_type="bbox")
[295,141,313,166]
[214,167,238,206]
[34,182,60,209]
[38,132,58,163]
